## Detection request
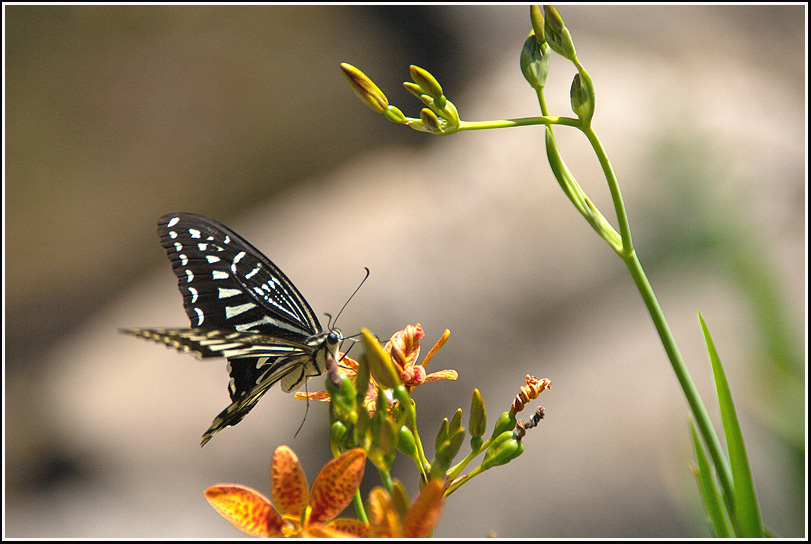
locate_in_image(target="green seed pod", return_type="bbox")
[491,411,517,438]
[397,425,417,458]
[481,430,525,470]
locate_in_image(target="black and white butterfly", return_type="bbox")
[122,212,342,446]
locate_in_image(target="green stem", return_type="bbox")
[623,250,734,504]
[377,467,394,494]
[446,439,489,481]
[583,125,633,254]
[457,116,580,131]
[352,490,368,524]
[410,425,431,479]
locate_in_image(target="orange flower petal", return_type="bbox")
[425,369,458,382]
[367,486,401,538]
[204,484,284,537]
[385,324,424,369]
[294,390,332,401]
[402,479,445,538]
[271,446,309,518]
[323,517,371,537]
[309,448,367,525]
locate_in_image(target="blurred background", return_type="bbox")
[4,5,805,538]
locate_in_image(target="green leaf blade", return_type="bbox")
[699,312,764,537]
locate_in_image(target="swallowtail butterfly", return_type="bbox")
[122,212,342,446]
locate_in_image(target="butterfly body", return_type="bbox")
[123,213,341,446]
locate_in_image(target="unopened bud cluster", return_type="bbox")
[340,63,460,135]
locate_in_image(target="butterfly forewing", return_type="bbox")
[158,212,321,339]
[123,213,342,446]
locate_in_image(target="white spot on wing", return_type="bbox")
[245,265,261,279]
[167,217,180,227]
[185,269,194,282]
[188,286,198,303]
[225,302,257,319]
[189,229,201,239]
[194,307,205,326]
[218,287,242,299]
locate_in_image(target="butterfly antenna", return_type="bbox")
[328,267,370,329]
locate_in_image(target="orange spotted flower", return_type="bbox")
[367,479,446,538]
[297,323,458,410]
[204,446,369,537]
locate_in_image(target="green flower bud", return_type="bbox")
[544,5,577,61]
[520,34,551,90]
[419,108,442,134]
[435,418,449,453]
[491,411,517,438]
[409,65,443,100]
[397,425,417,457]
[327,371,357,424]
[340,63,389,113]
[469,389,487,438]
[330,420,348,446]
[445,426,465,462]
[481,430,525,470]
[384,105,407,124]
[470,435,483,453]
[570,72,594,126]
[403,81,424,99]
[530,5,545,43]
[355,353,370,405]
[392,385,416,427]
[430,455,450,480]
[361,328,401,389]
[449,408,463,434]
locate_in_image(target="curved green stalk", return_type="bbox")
[457,116,581,131]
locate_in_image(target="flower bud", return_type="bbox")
[481,430,525,470]
[384,105,407,124]
[449,408,463,435]
[362,328,401,389]
[330,420,348,446]
[435,418,449,453]
[570,72,594,125]
[419,108,442,134]
[544,5,577,61]
[397,425,417,457]
[327,370,357,424]
[340,63,389,113]
[409,65,443,100]
[530,5,545,43]
[520,34,551,90]
[469,389,487,438]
